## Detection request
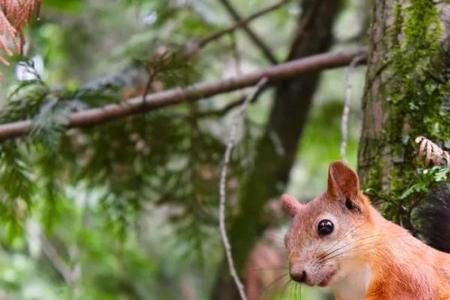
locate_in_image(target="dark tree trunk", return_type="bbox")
[358,1,450,229]
[210,0,342,298]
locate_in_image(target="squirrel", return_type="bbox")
[281,161,450,300]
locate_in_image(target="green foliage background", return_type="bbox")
[0,0,365,299]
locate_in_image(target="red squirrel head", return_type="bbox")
[282,161,375,287]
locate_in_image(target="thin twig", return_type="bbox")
[198,96,246,118]
[141,68,156,103]
[219,77,268,300]
[197,0,288,52]
[198,86,265,118]
[340,54,366,160]
[198,85,267,118]
[217,0,281,64]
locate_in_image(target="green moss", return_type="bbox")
[365,0,450,220]
[362,157,383,198]
[391,0,447,137]
[390,1,403,48]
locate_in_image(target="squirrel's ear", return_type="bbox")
[281,194,303,217]
[327,161,360,199]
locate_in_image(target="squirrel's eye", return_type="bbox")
[318,219,334,236]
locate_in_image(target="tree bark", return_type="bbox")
[210,0,342,298]
[358,0,450,228]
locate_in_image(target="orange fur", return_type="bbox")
[282,161,450,300]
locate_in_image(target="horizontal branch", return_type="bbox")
[0,48,368,142]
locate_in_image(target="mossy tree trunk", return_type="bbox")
[210,0,342,299]
[358,0,450,229]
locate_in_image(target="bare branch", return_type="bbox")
[197,0,288,53]
[340,54,366,160]
[217,0,281,64]
[0,48,367,142]
[219,77,268,300]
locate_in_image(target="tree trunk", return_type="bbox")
[210,0,342,298]
[358,0,450,229]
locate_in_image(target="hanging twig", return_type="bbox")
[219,77,268,300]
[340,53,366,160]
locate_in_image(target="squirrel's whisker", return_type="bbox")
[319,233,388,262]
[261,272,289,296]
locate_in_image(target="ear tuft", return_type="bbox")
[281,194,303,217]
[327,161,360,199]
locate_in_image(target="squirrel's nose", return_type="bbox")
[290,270,307,283]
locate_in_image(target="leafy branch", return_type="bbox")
[0,48,368,142]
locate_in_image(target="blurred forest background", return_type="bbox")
[0,0,366,299]
[0,0,448,300]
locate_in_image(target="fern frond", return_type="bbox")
[415,136,450,167]
[0,0,41,65]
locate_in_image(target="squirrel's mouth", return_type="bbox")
[318,270,336,287]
